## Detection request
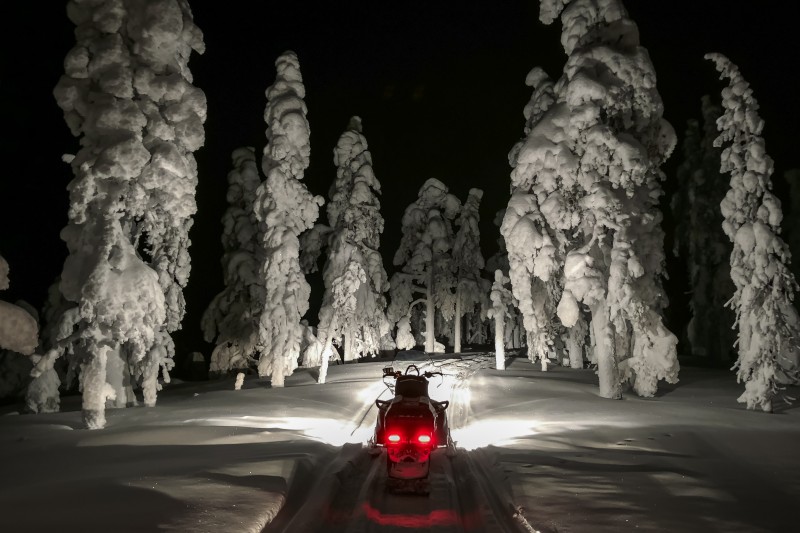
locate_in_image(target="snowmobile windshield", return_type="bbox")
[395,376,429,398]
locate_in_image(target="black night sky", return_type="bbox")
[1,1,798,372]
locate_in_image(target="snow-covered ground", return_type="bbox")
[0,353,797,532]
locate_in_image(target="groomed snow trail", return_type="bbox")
[269,354,537,532]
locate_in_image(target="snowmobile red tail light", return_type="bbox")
[387,433,401,443]
[417,434,432,444]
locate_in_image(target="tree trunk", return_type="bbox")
[454,284,462,354]
[318,347,330,384]
[106,345,135,408]
[82,342,110,430]
[425,268,435,353]
[494,314,505,370]
[525,331,535,363]
[272,365,286,388]
[591,300,621,399]
[141,350,159,407]
[318,316,337,384]
[346,331,357,361]
[567,317,585,369]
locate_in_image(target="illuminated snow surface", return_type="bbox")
[0,352,798,532]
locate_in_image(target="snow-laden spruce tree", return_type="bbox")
[201,147,261,376]
[503,66,565,371]
[253,51,324,387]
[388,179,460,353]
[487,270,517,370]
[0,255,39,402]
[485,209,523,348]
[315,117,389,382]
[706,53,800,411]
[526,0,679,397]
[33,0,206,428]
[671,96,734,360]
[0,255,38,356]
[25,282,71,413]
[452,188,485,353]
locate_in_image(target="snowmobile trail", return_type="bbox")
[271,355,537,532]
[319,448,519,532]
[340,359,530,533]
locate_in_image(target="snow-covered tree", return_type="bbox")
[388,179,460,353]
[0,255,38,356]
[671,96,735,360]
[503,66,564,370]
[36,0,206,428]
[452,188,485,353]
[485,209,523,348]
[706,53,800,411]
[202,147,261,376]
[25,282,71,413]
[0,255,39,401]
[521,0,679,397]
[315,117,390,382]
[487,270,517,370]
[253,51,324,387]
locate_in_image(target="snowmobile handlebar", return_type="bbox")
[382,365,446,379]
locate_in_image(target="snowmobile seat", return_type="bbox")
[395,375,429,398]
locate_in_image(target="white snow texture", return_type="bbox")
[706,52,800,411]
[38,0,206,428]
[504,0,679,396]
[253,51,324,387]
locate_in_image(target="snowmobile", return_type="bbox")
[371,364,455,494]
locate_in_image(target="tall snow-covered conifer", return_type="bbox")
[37,0,206,428]
[202,147,261,375]
[503,66,564,370]
[519,0,679,397]
[253,52,323,387]
[388,179,460,353]
[452,189,485,353]
[706,53,800,411]
[316,117,389,383]
[671,97,734,360]
[485,209,523,348]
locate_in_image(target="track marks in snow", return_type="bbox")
[272,354,536,532]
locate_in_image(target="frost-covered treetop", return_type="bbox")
[262,51,309,182]
[64,0,205,73]
[56,0,207,226]
[65,0,207,71]
[539,0,672,159]
[705,53,781,239]
[540,0,630,54]
[417,179,461,219]
[328,116,383,247]
[393,178,460,269]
